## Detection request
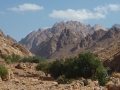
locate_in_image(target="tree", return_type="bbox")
[35,52,109,85]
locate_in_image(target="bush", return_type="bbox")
[49,59,65,79]
[20,56,46,63]
[1,53,21,63]
[0,64,8,80]
[36,62,50,76]
[6,59,12,64]
[83,79,89,86]
[95,66,108,86]
[57,75,68,84]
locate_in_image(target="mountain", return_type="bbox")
[112,24,120,29]
[34,27,120,60]
[35,28,82,59]
[0,29,33,57]
[19,21,106,54]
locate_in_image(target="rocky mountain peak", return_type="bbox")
[38,28,44,32]
[112,24,120,29]
[91,24,107,31]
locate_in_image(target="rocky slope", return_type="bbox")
[0,30,33,57]
[19,21,106,53]
[95,41,120,72]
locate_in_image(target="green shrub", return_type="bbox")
[36,62,50,76]
[0,64,8,79]
[83,79,89,86]
[6,59,12,64]
[95,66,108,86]
[1,53,21,63]
[49,59,65,79]
[57,75,68,84]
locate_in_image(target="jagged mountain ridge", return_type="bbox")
[0,30,33,57]
[34,27,120,60]
[19,21,106,53]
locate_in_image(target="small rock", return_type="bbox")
[14,78,20,83]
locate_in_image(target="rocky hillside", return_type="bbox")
[94,41,120,72]
[19,21,106,53]
[0,30,33,57]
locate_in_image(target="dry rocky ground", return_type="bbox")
[0,62,120,90]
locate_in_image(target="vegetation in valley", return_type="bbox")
[36,52,109,86]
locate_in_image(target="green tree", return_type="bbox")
[77,52,102,78]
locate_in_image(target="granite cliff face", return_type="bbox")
[19,21,106,54]
[0,30,33,57]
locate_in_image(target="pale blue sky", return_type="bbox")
[0,0,120,41]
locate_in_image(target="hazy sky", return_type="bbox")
[0,0,120,41]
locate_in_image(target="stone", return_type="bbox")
[14,78,20,83]
[15,63,26,69]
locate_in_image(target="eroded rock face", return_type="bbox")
[0,29,33,57]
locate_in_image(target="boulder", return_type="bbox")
[15,63,26,69]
